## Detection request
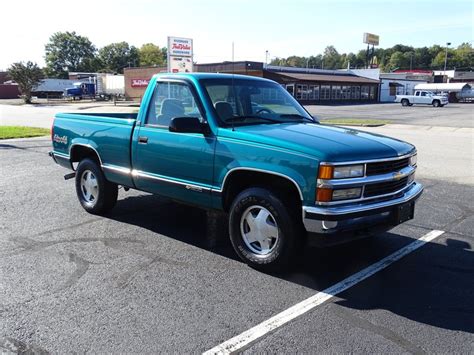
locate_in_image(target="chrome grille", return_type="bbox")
[366,158,410,176]
[364,177,409,197]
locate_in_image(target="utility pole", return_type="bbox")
[443,42,451,74]
[265,50,269,69]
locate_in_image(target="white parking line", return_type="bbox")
[204,229,445,355]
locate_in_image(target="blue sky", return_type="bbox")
[1,0,472,70]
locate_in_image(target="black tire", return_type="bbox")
[401,99,409,107]
[228,187,301,272]
[432,100,440,107]
[75,158,118,215]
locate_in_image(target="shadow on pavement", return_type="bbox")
[106,193,474,334]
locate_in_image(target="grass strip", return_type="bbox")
[0,126,50,140]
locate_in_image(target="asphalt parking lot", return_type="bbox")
[1,105,473,353]
[308,102,473,128]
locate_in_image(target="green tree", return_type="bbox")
[431,51,447,69]
[322,46,341,69]
[45,31,97,78]
[387,51,409,71]
[7,61,44,103]
[139,43,166,66]
[99,42,140,73]
[452,43,474,69]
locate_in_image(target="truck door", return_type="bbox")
[420,91,430,104]
[131,80,215,208]
[414,91,421,104]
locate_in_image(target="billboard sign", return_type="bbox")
[363,33,380,46]
[167,36,193,73]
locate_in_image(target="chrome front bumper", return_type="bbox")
[303,182,423,234]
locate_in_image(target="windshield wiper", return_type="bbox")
[279,114,317,123]
[225,115,281,124]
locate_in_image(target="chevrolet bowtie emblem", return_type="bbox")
[393,172,404,180]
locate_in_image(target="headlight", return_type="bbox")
[332,187,362,201]
[318,164,364,179]
[334,165,364,178]
[409,154,417,167]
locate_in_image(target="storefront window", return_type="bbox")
[369,86,376,100]
[332,85,342,100]
[296,85,303,100]
[342,86,351,99]
[309,85,320,100]
[320,85,330,100]
[351,86,360,99]
[361,86,370,99]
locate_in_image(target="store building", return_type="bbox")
[124,66,167,100]
[379,72,429,102]
[198,62,380,104]
[122,61,381,104]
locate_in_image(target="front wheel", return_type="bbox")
[228,187,301,271]
[401,99,409,107]
[432,100,441,107]
[75,158,118,214]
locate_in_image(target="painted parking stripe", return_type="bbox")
[204,229,445,355]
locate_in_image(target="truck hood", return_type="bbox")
[218,123,415,162]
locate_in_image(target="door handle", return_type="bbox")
[138,136,148,144]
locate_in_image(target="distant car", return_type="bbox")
[395,90,448,107]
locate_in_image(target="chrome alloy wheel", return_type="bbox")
[80,170,98,205]
[240,205,279,255]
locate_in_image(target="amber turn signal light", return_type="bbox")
[318,165,334,179]
[316,187,333,202]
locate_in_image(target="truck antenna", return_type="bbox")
[231,41,235,131]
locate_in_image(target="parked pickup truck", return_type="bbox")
[50,73,423,271]
[395,90,448,107]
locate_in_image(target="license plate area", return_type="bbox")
[394,202,414,224]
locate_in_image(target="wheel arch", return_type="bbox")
[70,143,103,167]
[220,168,304,212]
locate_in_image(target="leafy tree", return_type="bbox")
[139,43,166,66]
[322,46,341,69]
[452,43,474,69]
[45,31,97,78]
[431,51,448,69]
[99,42,140,73]
[7,61,43,103]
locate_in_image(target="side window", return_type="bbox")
[415,92,420,96]
[146,81,202,127]
[421,92,427,97]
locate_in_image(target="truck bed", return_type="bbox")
[52,112,138,186]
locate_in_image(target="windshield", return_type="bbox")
[200,78,315,127]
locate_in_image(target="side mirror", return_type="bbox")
[169,116,204,134]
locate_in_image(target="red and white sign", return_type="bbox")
[131,79,150,88]
[167,36,194,73]
[168,37,193,57]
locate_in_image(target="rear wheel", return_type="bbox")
[75,158,118,214]
[228,187,301,271]
[401,99,409,107]
[432,100,441,107]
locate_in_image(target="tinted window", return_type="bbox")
[146,81,202,127]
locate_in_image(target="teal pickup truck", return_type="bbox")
[50,73,423,270]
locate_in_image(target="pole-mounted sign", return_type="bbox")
[167,37,193,73]
[363,33,380,46]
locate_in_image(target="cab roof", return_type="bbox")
[151,72,276,83]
